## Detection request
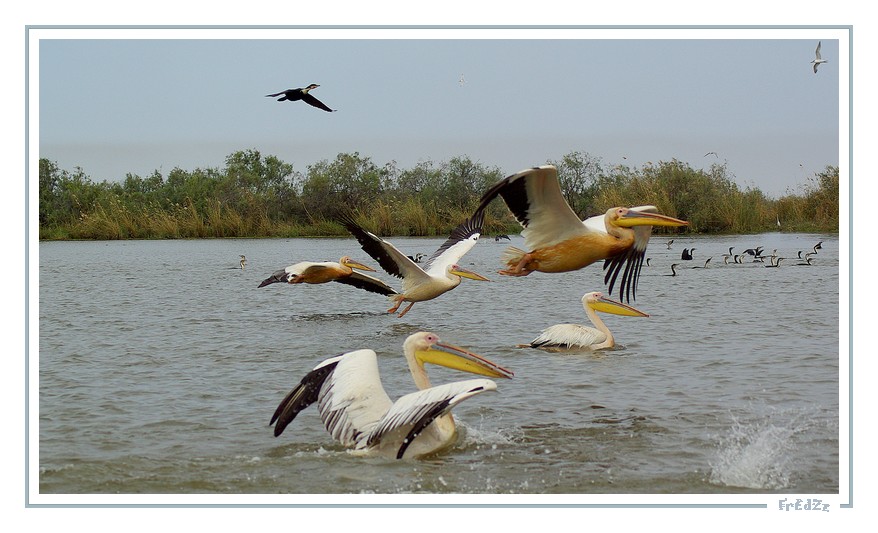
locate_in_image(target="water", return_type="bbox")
[36,233,840,498]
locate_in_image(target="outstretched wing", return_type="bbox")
[602,205,656,303]
[363,379,497,459]
[339,216,432,285]
[270,354,343,437]
[476,165,589,250]
[333,271,399,295]
[302,93,335,112]
[422,211,484,276]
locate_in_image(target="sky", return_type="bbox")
[36,29,843,199]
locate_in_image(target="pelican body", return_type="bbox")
[266,83,335,112]
[476,165,688,302]
[340,213,489,317]
[258,256,397,296]
[270,332,514,459]
[525,292,649,351]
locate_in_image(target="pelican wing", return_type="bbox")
[423,211,484,276]
[363,379,498,459]
[340,216,433,287]
[476,165,589,250]
[316,350,393,446]
[601,205,656,303]
[530,324,607,349]
[333,271,399,295]
[271,350,393,447]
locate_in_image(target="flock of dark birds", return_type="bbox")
[663,240,825,276]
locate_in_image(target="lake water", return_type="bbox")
[35,232,841,503]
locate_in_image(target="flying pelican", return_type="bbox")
[340,213,489,317]
[265,83,336,112]
[474,165,688,302]
[681,248,695,260]
[811,41,828,73]
[494,234,511,242]
[270,331,513,459]
[522,292,649,351]
[258,256,397,296]
[704,151,718,158]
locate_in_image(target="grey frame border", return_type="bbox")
[24,24,853,509]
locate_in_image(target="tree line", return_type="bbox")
[38,149,839,240]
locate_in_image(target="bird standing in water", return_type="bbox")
[266,84,335,112]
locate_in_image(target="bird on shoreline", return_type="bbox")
[265,84,336,112]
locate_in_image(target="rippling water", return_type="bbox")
[36,233,840,499]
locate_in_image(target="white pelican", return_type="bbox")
[475,165,688,302]
[522,292,649,351]
[265,83,335,112]
[270,331,514,459]
[340,213,489,318]
[811,41,827,73]
[257,256,397,296]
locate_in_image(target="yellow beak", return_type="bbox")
[590,295,650,317]
[450,265,490,281]
[617,210,689,228]
[343,259,376,272]
[416,342,513,379]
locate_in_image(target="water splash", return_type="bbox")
[708,409,813,490]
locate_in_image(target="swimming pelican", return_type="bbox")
[340,213,489,317]
[811,41,828,73]
[523,292,649,351]
[258,256,397,295]
[266,83,335,112]
[475,165,688,302]
[270,331,513,459]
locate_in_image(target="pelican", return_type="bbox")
[722,247,735,263]
[340,213,489,317]
[265,83,335,112]
[811,41,827,73]
[258,256,397,296]
[270,332,513,459]
[495,234,511,242]
[475,165,688,302]
[523,292,649,351]
[797,256,814,266]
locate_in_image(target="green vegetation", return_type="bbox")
[38,149,839,240]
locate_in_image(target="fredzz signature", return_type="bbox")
[778,498,830,512]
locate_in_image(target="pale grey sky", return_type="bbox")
[36,30,842,198]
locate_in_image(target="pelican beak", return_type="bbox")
[591,295,650,317]
[450,265,491,281]
[343,259,376,272]
[258,269,289,288]
[617,210,689,228]
[416,342,513,379]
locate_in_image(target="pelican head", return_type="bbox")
[609,207,689,229]
[339,256,376,272]
[448,264,490,281]
[404,332,513,379]
[584,292,649,318]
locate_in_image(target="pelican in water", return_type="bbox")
[270,331,514,459]
[522,292,649,351]
[265,83,335,112]
[340,213,489,317]
[257,256,397,296]
[811,41,828,73]
[475,165,688,302]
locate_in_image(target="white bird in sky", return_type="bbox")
[270,331,513,459]
[811,41,828,73]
